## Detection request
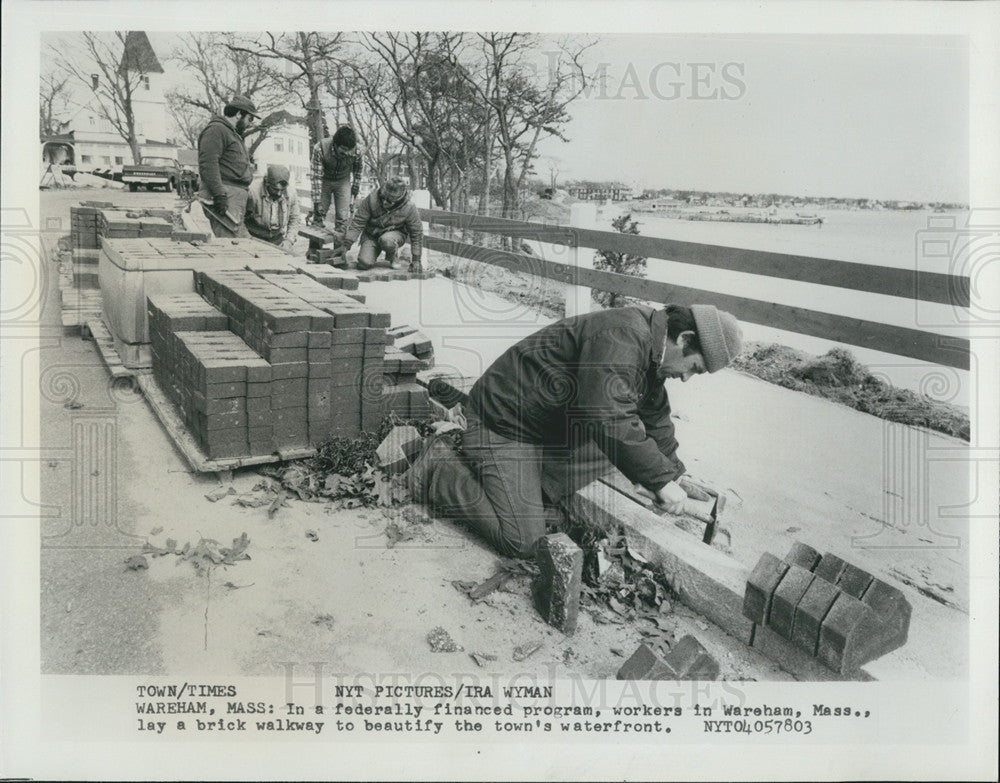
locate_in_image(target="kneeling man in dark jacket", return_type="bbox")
[408,303,743,558]
[335,177,423,272]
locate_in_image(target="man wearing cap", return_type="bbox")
[245,164,301,251]
[310,125,364,231]
[407,303,743,558]
[334,177,423,272]
[197,95,259,238]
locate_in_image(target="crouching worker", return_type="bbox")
[334,177,423,272]
[245,164,301,251]
[406,304,743,558]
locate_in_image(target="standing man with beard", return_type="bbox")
[197,95,259,238]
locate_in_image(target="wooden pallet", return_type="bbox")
[86,319,134,380]
[135,373,316,475]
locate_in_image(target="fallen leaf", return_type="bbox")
[610,647,625,657]
[124,554,148,571]
[64,400,84,410]
[427,626,462,652]
[267,490,287,518]
[470,652,497,667]
[305,529,319,542]
[513,640,543,661]
[149,526,163,536]
[205,487,230,502]
[312,613,335,630]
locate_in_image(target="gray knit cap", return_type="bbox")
[691,304,743,373]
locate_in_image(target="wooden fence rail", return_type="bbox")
[422,209,970,371]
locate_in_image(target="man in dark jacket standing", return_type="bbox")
[310,125,364,231]
[335,177,423,272]
[407,303,743,558]
[197,95,258,238]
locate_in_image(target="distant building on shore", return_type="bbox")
[568,182,634,201]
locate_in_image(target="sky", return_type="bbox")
[137,32,968,203]
[533,34,970,202]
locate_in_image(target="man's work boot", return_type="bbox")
[405,434,458,503]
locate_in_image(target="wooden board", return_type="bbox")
[424,235,970,370]
[86,319,134,379]
[568,479,877,681]
[422,207,968,307]
[136,373,315,473]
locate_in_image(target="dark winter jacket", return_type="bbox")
[197,115,253,198]
[468,306,685,492]
[343,190,423,260]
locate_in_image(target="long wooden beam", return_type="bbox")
[422,208,969,308]
[425,235,970,370]
[568,480,873,681]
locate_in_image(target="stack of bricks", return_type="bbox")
[194,269,394,441]
[743,542,912,675]
[99,208,176,240]
[148,267,436,460]
[148,293,274,459]
[70,205,103,250]
[258,272,391,434]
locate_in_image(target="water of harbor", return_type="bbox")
[589,206,975,410]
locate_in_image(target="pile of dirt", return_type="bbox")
[732,343,969,441]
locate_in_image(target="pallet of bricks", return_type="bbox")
[147,269,432,462]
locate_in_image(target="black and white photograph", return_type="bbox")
[2,1,998,780]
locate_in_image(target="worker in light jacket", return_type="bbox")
[245,164,301,251]
[407,303,743,558]
[334,177,423,272]
[196,94,259,238]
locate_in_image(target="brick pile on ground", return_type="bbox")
[743,541,912,674]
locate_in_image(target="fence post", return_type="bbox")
[411,189,434,264]
[565,202,599,318]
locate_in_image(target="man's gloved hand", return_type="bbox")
[312,203,323,226]
[350,183,360,198]
[212,193,229,214]
[409,254,422,273]
[280,238,295,253]
[654,480,689,515]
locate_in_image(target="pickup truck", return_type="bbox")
[121,156,198,193]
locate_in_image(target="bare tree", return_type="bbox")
[39,66,72,137]
[168,33,290,154]
[50,32,151,163]
[346,32,489,210]
[459,34,594,220]
[166,91,205,148]
[227,33,345,152]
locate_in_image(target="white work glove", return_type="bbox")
[280,239,295,253]
[655,480,689,515]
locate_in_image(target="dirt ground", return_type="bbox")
[36,185,968,682]
[37,186,794,682]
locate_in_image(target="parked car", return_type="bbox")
[121,156,197,193]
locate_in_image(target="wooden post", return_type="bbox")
[565,202,598,318]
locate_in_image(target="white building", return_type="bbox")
[44,32,175,169]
